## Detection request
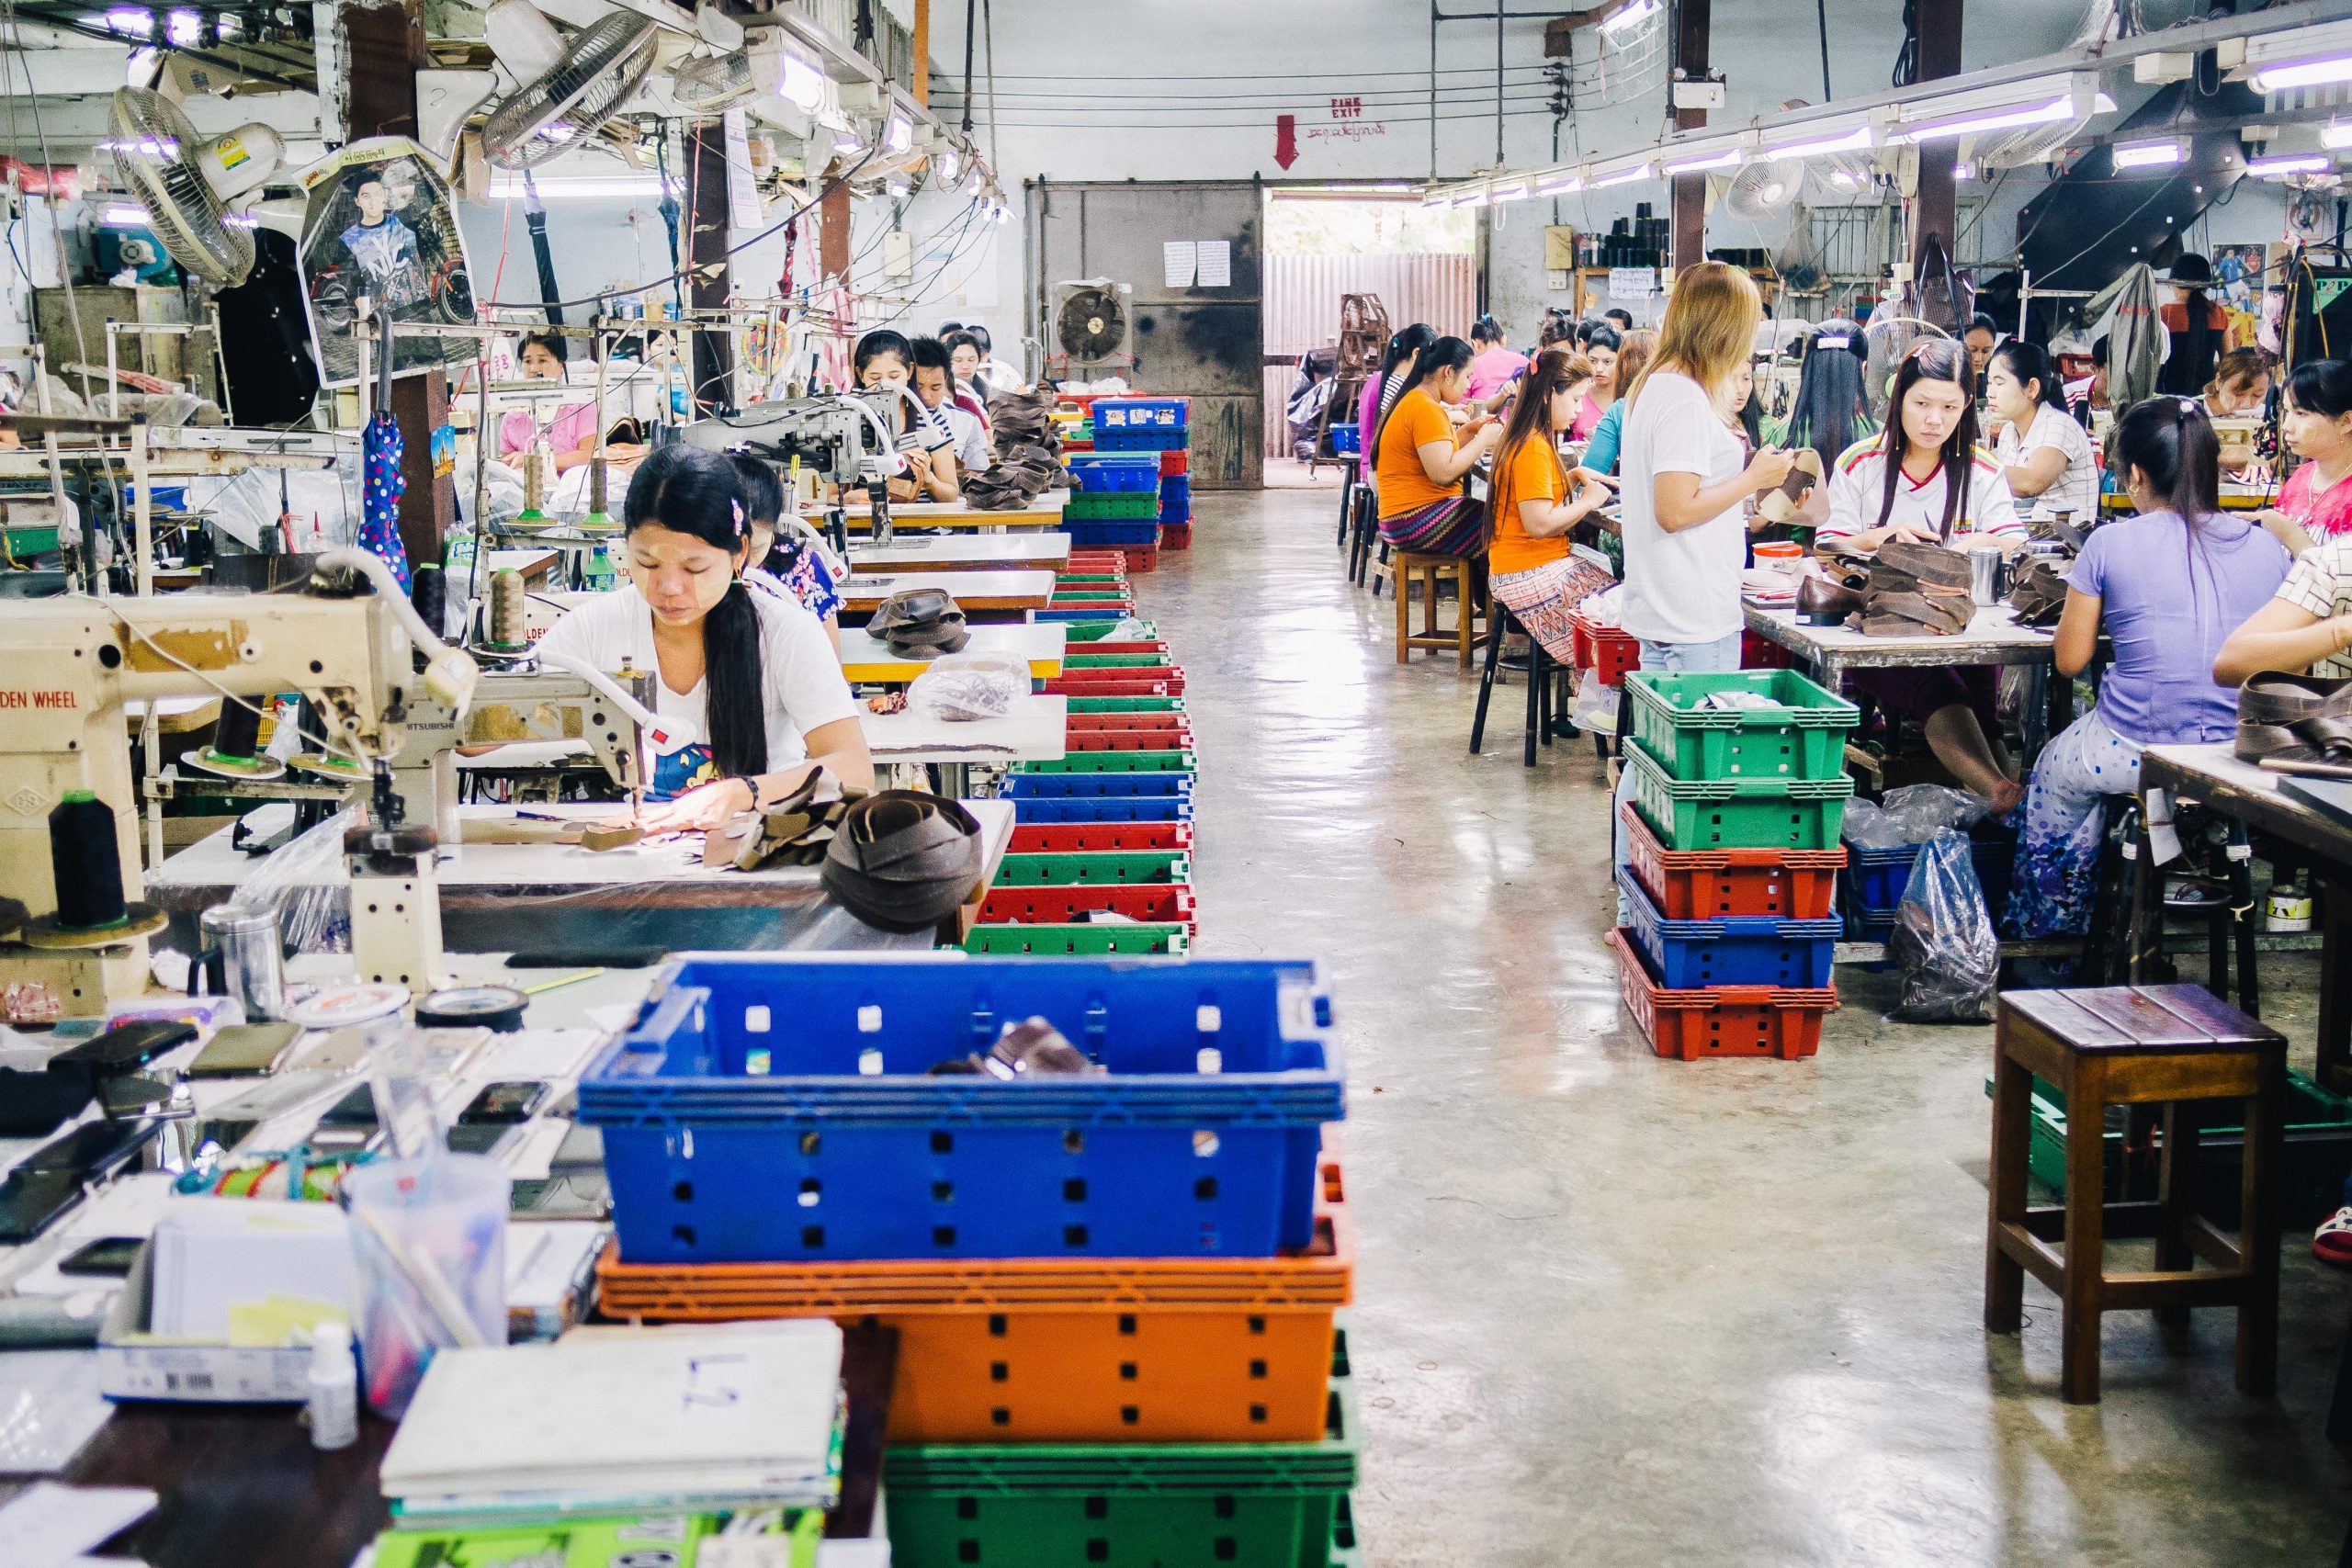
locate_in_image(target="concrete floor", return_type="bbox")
[1138,485,2352,1567]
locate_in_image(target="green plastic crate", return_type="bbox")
[1067,695,1185,714]
[1625,739,1852,851]
[963,922,1191,954]
[886,1334,1357,1568]
[1017,750,1196,774]
[997,851,1191,886]
[1065,492,1161,521]
[1065,652,1173,669]
[1057,571,1128,584]
[1063,620,1158,643]
[1625,669,1859,783]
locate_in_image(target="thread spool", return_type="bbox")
[415,984,528,1032]
[410,563,446,640]
[486,570,527,651]
[48,791,128,931]
[519,447,548,519]
[185,693,286,782]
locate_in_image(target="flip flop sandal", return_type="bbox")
[2314,1205,2352,1267]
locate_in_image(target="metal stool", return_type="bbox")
[1471,606,1558,767]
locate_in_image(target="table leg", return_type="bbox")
[2323,868,2352,1097]
[938,761,970,799]
[1985,1045,2031,1334]
[2127,802,2158,985]
[2021,664,2051,766]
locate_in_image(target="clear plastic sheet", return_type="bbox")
[1840,784,1989,850]
[908,654,1030,722]
[220,807,356,954]
[1890,830,1999,1023]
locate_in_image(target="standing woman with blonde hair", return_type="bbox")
[1611,262,1795,905]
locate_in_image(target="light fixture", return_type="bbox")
[97,135,178,157]
[1421,187,1453,207]
[939,147,959,185]
[776,47,824,112]
[1952,162,1975,180]
[164,6,198,44]
[1600,0,1659,37]
[1453,186,1489,209]
[213,10,237,38]
[885,109,912,153]
[1899,92,2077,143]
[1590,162,1654,188]
[2324,122,2352,150]
[1662,147,1741,175]
[2247,152,2330,176]
[1759,124,1875,161]
[99,204,150,228]
[833,126,863,153]
[886,177,910,197]
[995,204,1011,225]
[1490,179,1530,203]
[2111,137,2186,169]
[488,175,682,199]
[2252,54,2352,94]
[1826,169,1861,191]
[1536,172,1583,196]
[101,6,151,36]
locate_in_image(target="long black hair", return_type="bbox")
[1876,338,1979,537]
[1373,323,1438,434]
[2159,255,2220,396]
[1990,340,2068,416]
[1471,313,1505,347]
[625,446,764,779]
[1374,335,1476,463]
[729,454,785,573]
[2286,357,2352,423]
[1785,318,1870,468]
[2110,394,2226,623]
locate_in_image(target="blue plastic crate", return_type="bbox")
[1329,423,1360,455]
[1038,605,1136,623]
[1067,456,1160,493]
[578,954,1342,1264]
[1159,476,1192,520]
[1001,772,1193,798]
[1616,868,1840,988]
[1009,793,1196,823]
[1065,517,1162,547]
[1092,427,1190,453]
[1095,398,1188,432]
[1844,838,2014,919]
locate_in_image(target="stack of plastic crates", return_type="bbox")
[586,954,1362,1568]
[976,627,1194,956]
[1612,670,1859,1061]
[1091,399,1190,560]
[1160,445,1192,550]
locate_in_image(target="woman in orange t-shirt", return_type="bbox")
[1486,347,1616,660]
[1373,336,1503,557]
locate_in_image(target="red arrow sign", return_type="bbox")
[1274,114,1298,170]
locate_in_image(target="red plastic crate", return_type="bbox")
[1011,821,1193,853]
[1110,545,1159,572]
[1042,677,1180,698]
[1741,630,1795,671]
[1570,611,1642,687]
[1159,449,1188,477]
[1053,596,1136,612]
[1066,727,1196,751]
[1161,523,1193,550]
[1073,641,1168,657]
[1619,802,1846,920]
[1067,711,1189,733]
[979,883,1197,930]
[1608,930,1834,1062]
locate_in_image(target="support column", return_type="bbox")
[1668,0,1712,275]
[912,0,931,105]
[820,183,852,283]
[687,118,736,413]
[343,0,452,573]
[1907,0,1964,267]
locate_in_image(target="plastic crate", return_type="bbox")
[1569,612,1642,687]
[1008,795,1196,824]
[1040,605,1136,624]
[1017,750,1195,775]
[981,883,1198,931]
[594,1159,1351,1444]
[1003,770,1193,795]
[966,922,1192,954]
[1625,740,1854,852]
[1110,545,1161,572]
[1065,551,1131,570]
[1067,457,1161,493]
[578,955,1340,1264]
[1093,427,1190,452]
[1066,492,1162,521]
[997,851,1190,886]
[1012,821,1193,854]
[883,1336,1357,1568]
[1608,931,1836,1062]
[1069,708,1188,731]
[1067,518,1162,547]
[1329,423,1360,456]
[1057,572,1131,586]
[1043,678,1179,700]
[1056,621,1129,643]
[1159,476,1192,515]
[1741,630,1795,671]
[1068,728,1197,753]
[1624,670,1860,784]
[1844,837,2017,921]
[1067,695,1185,715]
[1616,868,1839,988]
[1159,448,1189,478]
[1162,523,1194,550]
[1070,640,1169,657]
[1095,398,1189,433]
[1619,802,1844,920]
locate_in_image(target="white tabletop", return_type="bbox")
[823,490,1071,530]
[852,534,1073,571]
[862,694,1068,764]
[840,622,1067,682]
[839,570,1057,611]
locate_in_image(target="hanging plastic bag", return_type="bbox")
[1890,830,1998,1022]
[908,654,1029,721]
[1840,784,1988,850]
[220,806,356,954]
[1568,669,1620,735]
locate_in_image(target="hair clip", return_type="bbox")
[729,498,745,533]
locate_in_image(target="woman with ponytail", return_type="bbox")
[1484,349,1614,660]
[2007,397,2290,939]
[2157,253,2228,397]
[537,445,872,829]
[1372,335,1503,556]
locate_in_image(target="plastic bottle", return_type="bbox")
[309,1320,358,1450]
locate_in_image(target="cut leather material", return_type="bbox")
[2237,671,2352,776]
[820,789,986,932]
[2007,558,2070,628]
[705,768,868,871]
[1872,539,1973,591]
[872,587,973,656]
[1813,541,1872,590]
[967,390,1073,510]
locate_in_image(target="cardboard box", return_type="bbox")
[96,1244,311,1403]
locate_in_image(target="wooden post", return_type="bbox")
[687,118,736,413]
[1908,0,1964,268]
[911,0,930,106]
[820,182,852,284]
[1668,0,1711,275]
[342,0,453,575]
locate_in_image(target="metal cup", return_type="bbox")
[1969,544,2005,606]
[199,904,285,1021]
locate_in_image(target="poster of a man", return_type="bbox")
[297,138,477,387]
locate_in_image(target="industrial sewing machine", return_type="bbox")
[675,394,910,544]
[0,557,478,1015]
[390,660,660,835]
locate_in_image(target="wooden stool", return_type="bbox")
[1393,551,1486,667]
[1985,984,2287,1404]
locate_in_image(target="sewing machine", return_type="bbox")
[675,395,901,495]
[390,662,657,836]
[0,566,477,1015]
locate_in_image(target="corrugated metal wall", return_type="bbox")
[1261,253,1476,460]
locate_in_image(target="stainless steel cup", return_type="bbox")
[200,904,285,1021]
[1970,544,2005,606]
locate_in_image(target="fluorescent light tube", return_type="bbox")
[886,110,912,153]
[1490,180,1530,203]
[2324,122,2352,150]
[99,204,150,228]
[1900,93,2075,143]
[777,49,824,112]
[1761,125,1874,161]
[1663,148,1741,174]
[1453,187,1490,208]
[1590,163,1654,188]
[2253,55,2352,93]
[2111,138,2185,169]
[2247,152,2330,176]
[1536,173,1584,196]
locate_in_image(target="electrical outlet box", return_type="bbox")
[1671,79,1726,110]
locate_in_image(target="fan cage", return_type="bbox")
[672,48,756,112]
[1057,287,1130,364]
[108,88,253,286]
[483,13,659,169]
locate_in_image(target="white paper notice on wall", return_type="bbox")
[1196,240,1232,288]
[1163,241,1197,289]
[1608,266,1656,301]
[723,108,763,231]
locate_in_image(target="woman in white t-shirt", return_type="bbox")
[536,445,871,829]
[1611,260,1796,910]
[1985,340,2099,524]
[1820,338,2025,811]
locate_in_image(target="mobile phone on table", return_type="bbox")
[457,1081,548,1125]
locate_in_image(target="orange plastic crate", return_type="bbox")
[1067,711,1190,733]
[980,882,1195,929]
[1066,727,1197,752]
[1570,612,1642,687]
[1619,803,1846,920]
[1011,822,1193,853]
[597,1159,1352,1444]
[1043,678,1176,698]
[1608,930,1834,1061]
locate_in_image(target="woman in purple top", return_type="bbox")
[2008,398,2293,937]
[1357,323,1435,502]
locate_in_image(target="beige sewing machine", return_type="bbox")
[2211,414,2262,470]
[390,663,657,837]
[0,564,477,1016]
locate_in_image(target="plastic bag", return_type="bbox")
[1568,669,1620,734]
[1840,784,1988,850]
[1890,830,1998,1022]
[908,653,1029,721]
[220,807,355,954]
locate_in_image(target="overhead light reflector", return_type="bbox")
[2111,137,2186,169]
[1590,162,1654,188]
[2247,152,2331,176]
[1663,147,1742,174]
[1600,0,1659,37]
[886,109,912,153]
[777,48,825,112]
[1899,92,2076,143]
[2253,54,2352,93]
[1760,124,1875,161]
